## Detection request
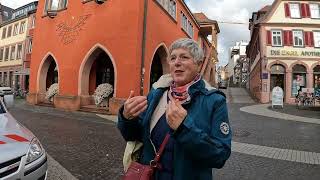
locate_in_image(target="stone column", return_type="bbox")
[307,70,313,88]
[0,72,3,85]
[285,70,292,103]
[6,71,10,87]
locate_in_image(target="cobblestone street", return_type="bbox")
[1,0,320,179]
[8,88,320,180]
[10,101,125,180]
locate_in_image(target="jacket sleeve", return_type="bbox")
[174,93,232,168]
[117,89,155,142]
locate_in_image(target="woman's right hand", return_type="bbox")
[123,90,148,120]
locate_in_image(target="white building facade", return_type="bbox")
[228,41,249,85]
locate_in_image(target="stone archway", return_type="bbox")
[79,45,116,107]
[37,54,59,103]
[270,64,286,94]
[149,44,169,89]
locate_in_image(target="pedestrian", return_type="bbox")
[117,38,231,180]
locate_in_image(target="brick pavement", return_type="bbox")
[215,152,320,180]
[232,142,320,165]
[9,101,126,180]
[97,114,320,166]
[268,105,320,119]
[240,104,320,124]
[9,98,320,179]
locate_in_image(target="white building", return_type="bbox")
[228,41,249,84]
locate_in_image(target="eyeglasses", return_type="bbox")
[168,54,193,64]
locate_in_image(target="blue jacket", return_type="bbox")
[117,78,232,180]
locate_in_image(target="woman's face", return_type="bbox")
[168,48,202,87]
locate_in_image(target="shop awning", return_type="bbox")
[13,68,30,75]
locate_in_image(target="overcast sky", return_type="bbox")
[185,0,274,66]
[1,0,274,66]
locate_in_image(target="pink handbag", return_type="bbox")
[122,133,170,180]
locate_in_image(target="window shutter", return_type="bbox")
[283,31,288,46]
[304,31,309,46]
[284,3,290,17]
[306,4,311,18]
[289,31,293,46]
[267,30,272,45]
[301,4,306,18]
[309,32,314,47]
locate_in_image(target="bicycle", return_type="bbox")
[14,89,28,99]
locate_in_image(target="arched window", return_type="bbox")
[313,65,320,95]
[291,64,307,97]
[270,64,285,74]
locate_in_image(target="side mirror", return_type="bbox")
[3,94,14,109]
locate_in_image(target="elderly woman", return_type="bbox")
[117,38,231,180]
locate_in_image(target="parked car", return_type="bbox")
[0,94,47,180]
[218,80,228,89]
[0,87,13,96]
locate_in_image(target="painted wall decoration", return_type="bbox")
[56,14,92,45]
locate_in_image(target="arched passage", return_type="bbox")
[37,54,59,94]
[149,45,169,89]
[79,45,116,105]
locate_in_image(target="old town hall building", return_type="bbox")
[27,0,219,114]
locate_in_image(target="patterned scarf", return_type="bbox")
[169,74,201,104]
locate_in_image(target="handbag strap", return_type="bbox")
[150,133,170,167]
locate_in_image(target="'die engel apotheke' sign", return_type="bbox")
[272,86,284,108]
[269,49,320,57]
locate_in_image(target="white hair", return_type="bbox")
[169,38,204,64]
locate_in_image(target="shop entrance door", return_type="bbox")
[270,64,286,100]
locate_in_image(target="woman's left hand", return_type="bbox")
[166,99,187,130]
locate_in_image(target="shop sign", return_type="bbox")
[270,49,320,57]
[272,86,283,108]
[261,73,268,79]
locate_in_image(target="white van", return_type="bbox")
[0,94,47,179]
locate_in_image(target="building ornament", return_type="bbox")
[56,14,92,45]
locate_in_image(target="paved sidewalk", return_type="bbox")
[268,105,320,119]
[226,88,255,104]
[232,142,320,165]
[47,154,78,180]
[240,104,320,124]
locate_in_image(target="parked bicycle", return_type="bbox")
[14,89,28,99]
[295,90,315,108]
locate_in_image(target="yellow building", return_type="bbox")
[0,2,37,91]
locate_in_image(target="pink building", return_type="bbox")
[247,0,320,104]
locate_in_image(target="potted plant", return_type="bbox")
[45,83,59,102]
[93,83,113,107]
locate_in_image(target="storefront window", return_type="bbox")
[292,64,306,97]
[314,65,320,97]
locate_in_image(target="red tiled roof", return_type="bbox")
[193,12,216,24]
[193,12,220,33]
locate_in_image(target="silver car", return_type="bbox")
[0,94,47,180]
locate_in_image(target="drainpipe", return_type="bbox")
[140,0,148,95]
